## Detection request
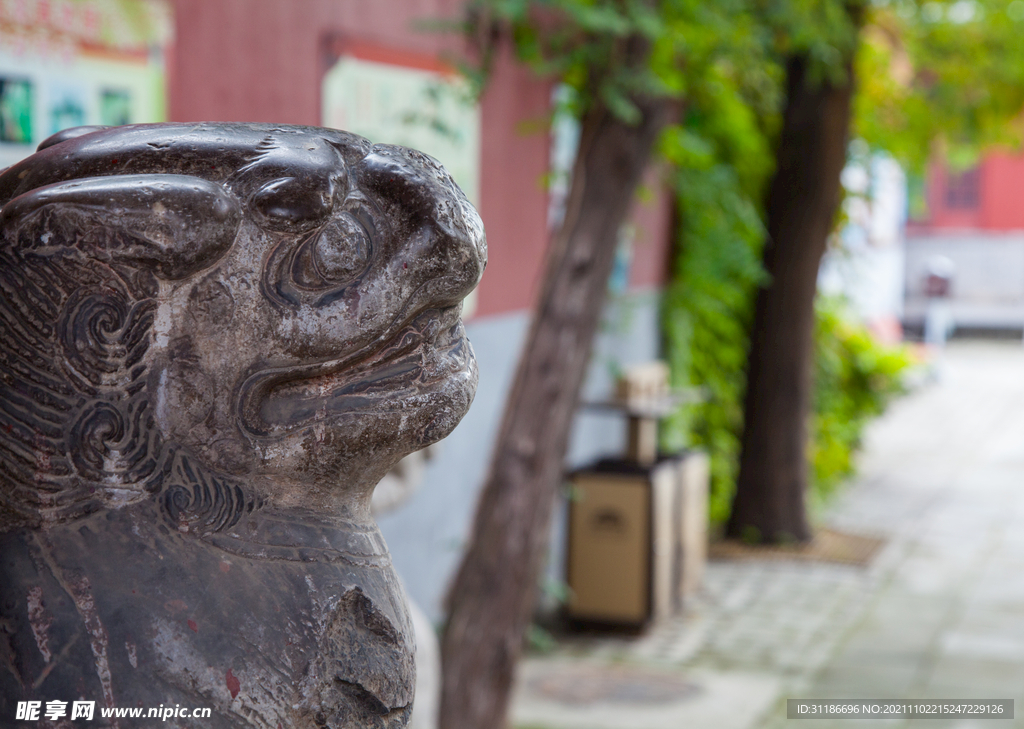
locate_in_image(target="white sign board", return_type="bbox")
[322,55,480,206]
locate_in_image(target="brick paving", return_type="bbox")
[512,341,1024,729]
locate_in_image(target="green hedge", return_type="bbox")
[811,298,914,499]
[663,235,914,526]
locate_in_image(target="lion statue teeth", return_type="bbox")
[0,122,486,728]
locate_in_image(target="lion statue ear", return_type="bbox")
[0,173,241,280]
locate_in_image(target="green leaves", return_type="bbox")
[812,299,914,496]
[758,0,864,81]
[855,0,1024,172]
[463,0,769,122]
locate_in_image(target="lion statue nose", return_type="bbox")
[355,144,487,310]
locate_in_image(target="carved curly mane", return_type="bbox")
[0,239,165,525]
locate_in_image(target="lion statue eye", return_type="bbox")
[292,211,372,288]
[252,176,334,233]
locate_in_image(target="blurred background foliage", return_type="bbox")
[662,0,1022,526]
[811,298,915,498]
[459,0,1024,525]
[856,0,1024,173]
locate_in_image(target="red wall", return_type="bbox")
[916,152,1024,232]
[168,0,460,125]
[472,49,553,317]
[979,153,1024,230]
[166,0,669,318]
[627,167,673,290]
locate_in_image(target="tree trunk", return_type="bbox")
[439,58,672,729]
[727,52,857,543]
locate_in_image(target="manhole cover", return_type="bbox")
[527,665,701,705]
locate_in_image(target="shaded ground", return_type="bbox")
[512,341,1024,728]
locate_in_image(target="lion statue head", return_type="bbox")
[0,123,485,727]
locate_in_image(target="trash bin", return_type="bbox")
[565,450,709,627]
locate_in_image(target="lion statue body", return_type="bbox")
[0,123,485,728]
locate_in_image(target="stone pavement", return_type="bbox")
[511,341,1024,729]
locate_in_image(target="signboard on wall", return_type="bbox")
[321,46,481,206]
[0,0,172,168]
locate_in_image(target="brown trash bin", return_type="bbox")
[565,450,708,627]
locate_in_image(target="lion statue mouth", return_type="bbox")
[239,304,476,439]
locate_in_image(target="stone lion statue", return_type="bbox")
[0,123,485,728]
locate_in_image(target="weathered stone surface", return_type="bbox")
[0,123,486,727]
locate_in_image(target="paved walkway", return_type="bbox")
[512,341,1024,729]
